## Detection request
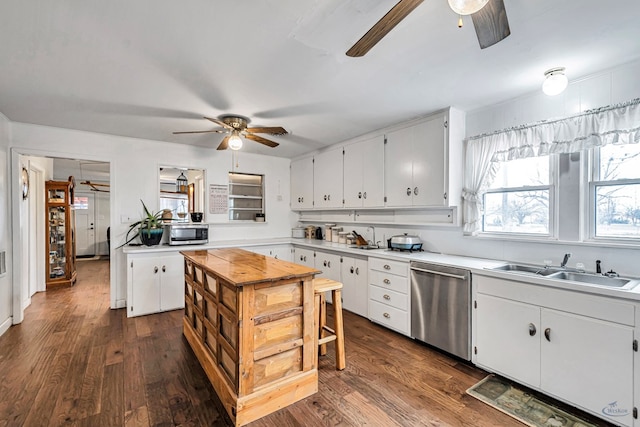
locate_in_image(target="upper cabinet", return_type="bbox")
[290,157,314,209]
[344,135,385,208]
[313,147,343,209]
[385,108,463,208]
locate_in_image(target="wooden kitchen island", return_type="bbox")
[180,248,320,426]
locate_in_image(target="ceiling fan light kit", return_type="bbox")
[228,132,243,151]
[542,67,568,96]
[448,0,489,15]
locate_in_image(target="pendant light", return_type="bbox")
[542,67,568,96]
[176,171,188,193]
[448,0,489,15]
[228,131,243,151]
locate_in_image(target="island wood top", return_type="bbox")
[181,248,320,287]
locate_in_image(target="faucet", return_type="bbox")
[367,226,376,247]
[560,253,571,268]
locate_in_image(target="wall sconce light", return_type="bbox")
[228,131,243,151]
[542,67,568,96]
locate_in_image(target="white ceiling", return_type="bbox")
[1,0,639,158]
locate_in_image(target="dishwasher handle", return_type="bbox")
[411,266,467,281]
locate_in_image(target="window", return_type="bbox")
[591,144,640,239]
[482,156,553,235]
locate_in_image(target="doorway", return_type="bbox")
[75,192,96,257]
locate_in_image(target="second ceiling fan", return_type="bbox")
[346,0,510,57]
[173,115,287,150]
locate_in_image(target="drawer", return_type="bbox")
[369,270,409,294]
[369,300,409,335]
[369,257,409,277]
[369,285,409,311]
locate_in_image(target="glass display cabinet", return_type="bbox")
[46,177,77,288]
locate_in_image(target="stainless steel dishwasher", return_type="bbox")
[410,261,471,360]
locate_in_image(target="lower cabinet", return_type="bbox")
[243,244,293,262]
[474,274,635,427]
[340,255,368,317]
[293,247,315,268]
[368,257,410,336]
[126,252,184,317]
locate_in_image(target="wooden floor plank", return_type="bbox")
[0,259,610,427]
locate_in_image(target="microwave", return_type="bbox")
[164,223,209,245]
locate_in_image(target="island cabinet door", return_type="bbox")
[239,277,315,396]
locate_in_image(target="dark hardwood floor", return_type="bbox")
[0,259,602,426]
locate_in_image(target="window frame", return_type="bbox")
[588,146,640,242]
[480,155,557,238]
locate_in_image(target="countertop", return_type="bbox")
[123,237,640,301]
[181,248,320,287]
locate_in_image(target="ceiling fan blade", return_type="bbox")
[244,133,279,148]
[471,0,510,49]
[245,126,288,135]
[173,129,224,135]
[346,0,424,57]
[217,135,230,150]
[204,116,234,129]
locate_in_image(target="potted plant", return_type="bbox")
[120,200,166,247]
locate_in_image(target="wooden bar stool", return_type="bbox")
[313,278,346,370]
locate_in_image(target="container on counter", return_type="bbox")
[292,227,305,238]
[331,226,342,243]
[338,231,349,244]
[325,223,336,241]
[305,226,316,239]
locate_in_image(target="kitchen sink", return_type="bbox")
[349,245,381,250]
[491,263,558,276]
[548,271,636,288]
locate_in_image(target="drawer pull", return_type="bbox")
[383,264,391,270]
[383,278,391,284]
[383,294,390,300]
[383,312,390,318]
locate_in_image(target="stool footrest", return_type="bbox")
[318,335,337,345]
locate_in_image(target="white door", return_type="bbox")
[74,192,96,257]
[290,157,314,209]
[129,256,161,317]
[313,148,344,209]
[412,116,446,206]
[159,254,185,311]
[384,125,414,207]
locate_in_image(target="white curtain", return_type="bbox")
[462,98,640,235]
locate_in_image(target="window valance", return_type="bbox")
[462,98,640,234]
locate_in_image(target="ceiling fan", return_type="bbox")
[346,0,510,57]
[173,115,287,151]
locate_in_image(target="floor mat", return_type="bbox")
[467,375,600,427]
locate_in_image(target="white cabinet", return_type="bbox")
[293,247,315,268]
[315,250,342,282]
[127,253,184,318]
[368,257,410,335]
[313,148,343,209]
[474,275,634,426]
[343,135,385,208]
[340,256,368,317]
[243,245,293,262]
[384,108,463,207]
[290,157,314,209]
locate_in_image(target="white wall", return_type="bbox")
[0,112,11,335]
[9,123,294,312]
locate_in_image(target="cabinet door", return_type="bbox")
[343,142,365,208]
[290,157,314,209]
[316,251,341,304]
[361,136,385,207]
[384,126,414,207]
[293,247,315,268]
[270,245,293,262]
[541,309,633,425]
[340,256,368,317]
[412,115,446,206]
[129,256,161,317]
[159,254,185,311]
[475,293,541,388]
[314,148,344,208]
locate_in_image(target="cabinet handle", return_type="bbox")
[528,323,536,336]
[323,195,327,201]
[383,264,391,270]
[406,187,412,196]
[301,197,304,202]
[414,187,419,196]
[162,265,166,273]
[544,327,551,342]
[355,267,359,275]
[383,278,391,284]
[323,261,327,267]
[358,192,362,199]
[304,256,307,261]
[327,261,331,268]
[350,267,354,274]
[363,192,367,199]
[383,294,390,300]
[154,266,158,274]
[328,194,331,201]
[383,312,390,319]
[300,255,304,261]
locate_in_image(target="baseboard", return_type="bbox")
[0,316,12,337]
